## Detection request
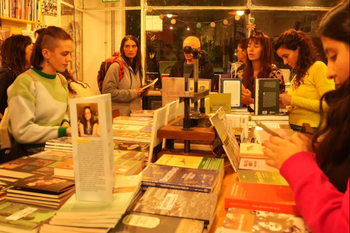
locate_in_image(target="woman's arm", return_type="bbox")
[92,123,100,136]
[79,122,87,137]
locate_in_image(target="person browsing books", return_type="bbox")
[7,26,72,158]
[102,35,148,116]
[262,1,349,232]
[231,38,248,78]
[235,30,285,106]
[0,35,33,117]
[275,29,335,132]
[169,36,216,91]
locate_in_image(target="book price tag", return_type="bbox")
[6,207,37,221]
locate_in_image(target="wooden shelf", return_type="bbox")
[0,16,41,25]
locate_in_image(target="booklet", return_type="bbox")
[69,94,115,203]
[141,78,158,90]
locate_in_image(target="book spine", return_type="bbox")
[224,198,300,216]
[141,181,212,193]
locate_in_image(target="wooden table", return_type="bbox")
[209,163,238,233]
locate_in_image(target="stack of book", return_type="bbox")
[40,174,142,233]
[44,137,73,152]
[0,201,56,233]
[5,175,75,209]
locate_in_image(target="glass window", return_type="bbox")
[61,5,83,81]
[252,0,339,7]
[147,0,246,6]
[126,10,141,40]
[126,0,141,6]
[146,10,248,74]
[251,10,328,69]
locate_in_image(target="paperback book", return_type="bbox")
[216,208,311,233]
[254,78,280,115]
[141,163,220,193]
[132,187,217,225]
[224,180,299,215]
[109,211,204,233]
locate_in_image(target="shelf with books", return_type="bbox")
[0,16,41,25]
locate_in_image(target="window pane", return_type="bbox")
[252,0,338,7]
[146,10,247,74]
[126,11,141,40]
[147,0,246,6]
[126,0,140,6]
[252,10,328,69]
[61,5,83,81]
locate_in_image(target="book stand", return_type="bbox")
[158,50,214,153]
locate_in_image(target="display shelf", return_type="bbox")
[0,16,41,25]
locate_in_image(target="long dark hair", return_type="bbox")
[275,30,319,89]
[31,26,73,70]
[81,106,96,127]
[1,35,32,77]
[59,69,90,95]
[120,35,142,72]
[243,30,275,91]
[312,0,350,192]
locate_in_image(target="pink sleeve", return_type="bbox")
[280,151,349,233]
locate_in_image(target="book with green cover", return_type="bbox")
[156,154,224,180]
[209,92,231,113]
[238,169,289,186]
[0,201,56,230]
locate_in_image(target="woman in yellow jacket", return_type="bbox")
[275,29,335,131]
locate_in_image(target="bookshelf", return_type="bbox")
[0,16,41,25]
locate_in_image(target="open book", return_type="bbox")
[141,78,158,90]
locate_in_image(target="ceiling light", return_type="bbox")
[237,11,244,16]
[167,14,173,18]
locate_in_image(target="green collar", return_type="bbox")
[32,67,57,79]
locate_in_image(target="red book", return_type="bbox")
[224,180,300,216]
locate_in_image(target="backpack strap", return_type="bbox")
[56,73,66,87]
[23,72,36,88]
[115,60,125,82]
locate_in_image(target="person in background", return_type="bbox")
[231,38,248,78]
[79,106,99,137]
[7,26,72,158]
[163,44,178,61]
[0,35,33,117]
[236,30,285,106]
[169,36,215,91]
[275,29,335,132]
[102,35,148,116]
[262,1,349,232]
[60,69,94,99]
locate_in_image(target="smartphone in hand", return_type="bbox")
[255,121,281,138]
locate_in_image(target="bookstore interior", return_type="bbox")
[0,0,349,233]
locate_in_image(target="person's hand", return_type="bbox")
[279,93,292,107]
[241,89,253,105]
[140,88,150,97]
[66,127,72,137]
[262,133,308,169]
[136,88,143,97]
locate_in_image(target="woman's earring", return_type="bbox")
[46,59,49,64]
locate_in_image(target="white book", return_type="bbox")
[69,94,115,203]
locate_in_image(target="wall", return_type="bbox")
[82,1,126,95]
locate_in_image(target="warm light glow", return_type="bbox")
[187,27,190,31]
[170,26,173,29]
[237,11,244,16]
[167,14,173,18]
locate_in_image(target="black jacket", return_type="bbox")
[0,68,16,116]
[169,56,216,91]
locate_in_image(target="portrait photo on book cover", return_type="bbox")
[76,103,100,137]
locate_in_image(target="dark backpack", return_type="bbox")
[97,56,125,94]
